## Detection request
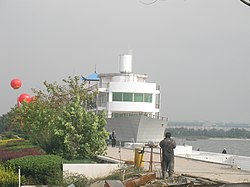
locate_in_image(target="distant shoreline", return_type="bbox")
[208,137,250,141]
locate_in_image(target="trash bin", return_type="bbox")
[134,148,144,168]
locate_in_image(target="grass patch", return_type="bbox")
[1,139,39,151]
[5,139,31,147]
[5,144,37,151]
[0,139,21,146]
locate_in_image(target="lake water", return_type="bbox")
[174,137,250,157]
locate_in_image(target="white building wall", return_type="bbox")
[100,76,112,85]
[63,163,119,179]
[108,102,155,112]
[99,74,147,85]
[109,82,156,93]
[111,75,138,82]
[105,82,158,115]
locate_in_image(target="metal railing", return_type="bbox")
[111,112,168,121]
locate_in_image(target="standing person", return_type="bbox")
[111,129,117,147]
[106,131,111,145]
[159,132,176,179]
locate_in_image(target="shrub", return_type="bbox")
[0,139,45,162]
[0,146,45,162]
[6,155,63,185]
[0,138,19,146]
[4,132,16,139]
[63,171,88,187]
[4,139,29,147]
[0,164,20,187]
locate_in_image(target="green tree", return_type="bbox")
[0,114,7,133]
[0,113,12,134]
[169,127,250,139]
[10,76,108,159]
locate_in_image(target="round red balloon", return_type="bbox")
[10,79,22,89]
[18,93,31,104]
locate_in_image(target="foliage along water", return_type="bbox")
[174,137,250,157]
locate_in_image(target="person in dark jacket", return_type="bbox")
[111,129,117,147]
[159,132,176,179]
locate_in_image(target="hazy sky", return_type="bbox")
[1,0,250,123]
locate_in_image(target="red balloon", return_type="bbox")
[10,79,22,89]
[18,93,31,104]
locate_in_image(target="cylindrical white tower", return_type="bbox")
[119,54,132,73]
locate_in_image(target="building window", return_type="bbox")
[144,93,152,103]
[112,92,152,103]
[123,92,133,102]
[113,92,123,101]
[134,93,143,102]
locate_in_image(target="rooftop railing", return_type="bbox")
[111,112,168,121]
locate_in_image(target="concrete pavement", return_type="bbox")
[105,146,250,184]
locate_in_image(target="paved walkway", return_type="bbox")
[105,146,250,184]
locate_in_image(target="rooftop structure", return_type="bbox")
[84,52,167,142]
[96,53,161,119]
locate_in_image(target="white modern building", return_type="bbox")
[83,53,167,143]
[97,54,161,118]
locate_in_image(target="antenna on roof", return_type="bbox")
[94,64,97,73]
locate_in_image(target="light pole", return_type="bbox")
[18,166,21,187]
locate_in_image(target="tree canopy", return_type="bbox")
[168,127,250,138]
[9,76,108,159]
